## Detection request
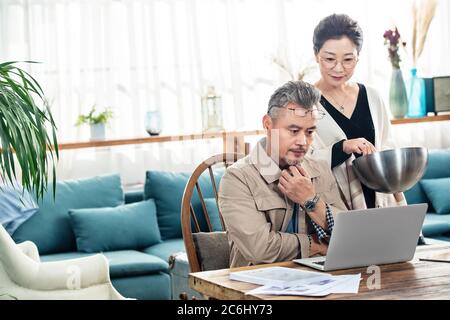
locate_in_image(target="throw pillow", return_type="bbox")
[144,169,223,239]
[420,178,450,215]
[69,199,161,253]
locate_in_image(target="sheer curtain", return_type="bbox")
[1,0,449,184]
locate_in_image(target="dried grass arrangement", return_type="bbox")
[411,0,438,67]
[271,56,316,81]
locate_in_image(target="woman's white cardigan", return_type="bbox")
[310,85,406,209]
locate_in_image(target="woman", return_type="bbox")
[309,13,406,210]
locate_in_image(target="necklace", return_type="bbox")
[327,90,348,113]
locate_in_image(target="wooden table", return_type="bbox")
[189,244,450,300]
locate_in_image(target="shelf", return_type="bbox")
[390,114,450,125]
[57,130,264,152]
[56,115,450,152]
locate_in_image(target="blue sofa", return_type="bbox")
[405,148,450,242]
[12,147,446,300]
[11,169,221,300]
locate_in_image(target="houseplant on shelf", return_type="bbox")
[0,61,58,199]
[383,28,408,119]
[75,106,113,141]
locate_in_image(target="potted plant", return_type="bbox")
[75,106,113,141]
[1,61,56,300]
[0,61,58,199]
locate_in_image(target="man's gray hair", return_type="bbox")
[267,81,321,118]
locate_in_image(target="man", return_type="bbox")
[218,81,348,268]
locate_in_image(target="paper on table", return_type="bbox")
[229,266,330,288]
[329,274,362,294]
[245,274,361,297]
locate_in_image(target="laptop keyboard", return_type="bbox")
[313,260,326,266]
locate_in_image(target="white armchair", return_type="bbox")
[0,224,126,300]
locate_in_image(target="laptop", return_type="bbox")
[293,204,428,271]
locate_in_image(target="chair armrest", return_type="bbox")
[16,241,40,263]
[8,253,111,291]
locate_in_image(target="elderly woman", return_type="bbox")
[309,13,406,210]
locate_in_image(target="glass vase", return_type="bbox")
[389,67,408,119]
[145,111,162,136]
[406,68,426,118]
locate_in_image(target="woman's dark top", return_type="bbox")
[320,83,376,208]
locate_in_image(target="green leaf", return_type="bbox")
[0,61,58,200]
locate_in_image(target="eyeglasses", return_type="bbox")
[268,106,325,119]
[319,56,358,70]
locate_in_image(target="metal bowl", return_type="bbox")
[352,147,428,193]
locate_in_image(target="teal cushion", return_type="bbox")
[203,198,223,231]
[105,250,168,277]
[422,219,450,237]
[422,213,450,236]
[405,149,450,210]
[144,170,223,240]
[112,273,171,300]
[13,174,124,254]
[41,250,169,277]
[124,190,144,204]
[69,200,161,253]
[142,238,186,262]
[420,178,450,215]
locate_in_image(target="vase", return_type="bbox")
[406,68,426,118]
[90,123,105,141]
[389,67,408,119]
[145,111,162,136]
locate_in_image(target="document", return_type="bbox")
[229,267,328,288]
[245,274,361,297]
[229,266,361,296]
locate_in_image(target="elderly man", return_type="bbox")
[218,81,348,268]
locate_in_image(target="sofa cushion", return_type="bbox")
[124,190,144,204]
[13,174,124,254]
[41,250,169,278]
[69,200,161,253]
[420,178,450,215]
[112,273,171,300]
[144,170,223,240]
[105,251,169,277]
[405,149,450,210]
[142,238,186,262]
[422,213,450,236]
[203,198,223,231]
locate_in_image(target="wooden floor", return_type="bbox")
[189,244,450,300]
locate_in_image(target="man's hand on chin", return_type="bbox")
[278,165,315,204]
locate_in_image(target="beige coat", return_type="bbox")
[218,139,348,268]
[311,85,406,208]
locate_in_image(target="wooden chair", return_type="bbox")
[181,153,244,273]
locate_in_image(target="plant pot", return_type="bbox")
[389,68,408,119]
[90,123,105,141]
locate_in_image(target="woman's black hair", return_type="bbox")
[313,14,363,54]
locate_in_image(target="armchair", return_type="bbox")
[0,224,126,300]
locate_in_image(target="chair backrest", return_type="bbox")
[181,153,243,273]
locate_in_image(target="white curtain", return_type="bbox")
[2,0,450,142]
[1,0,449,185]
